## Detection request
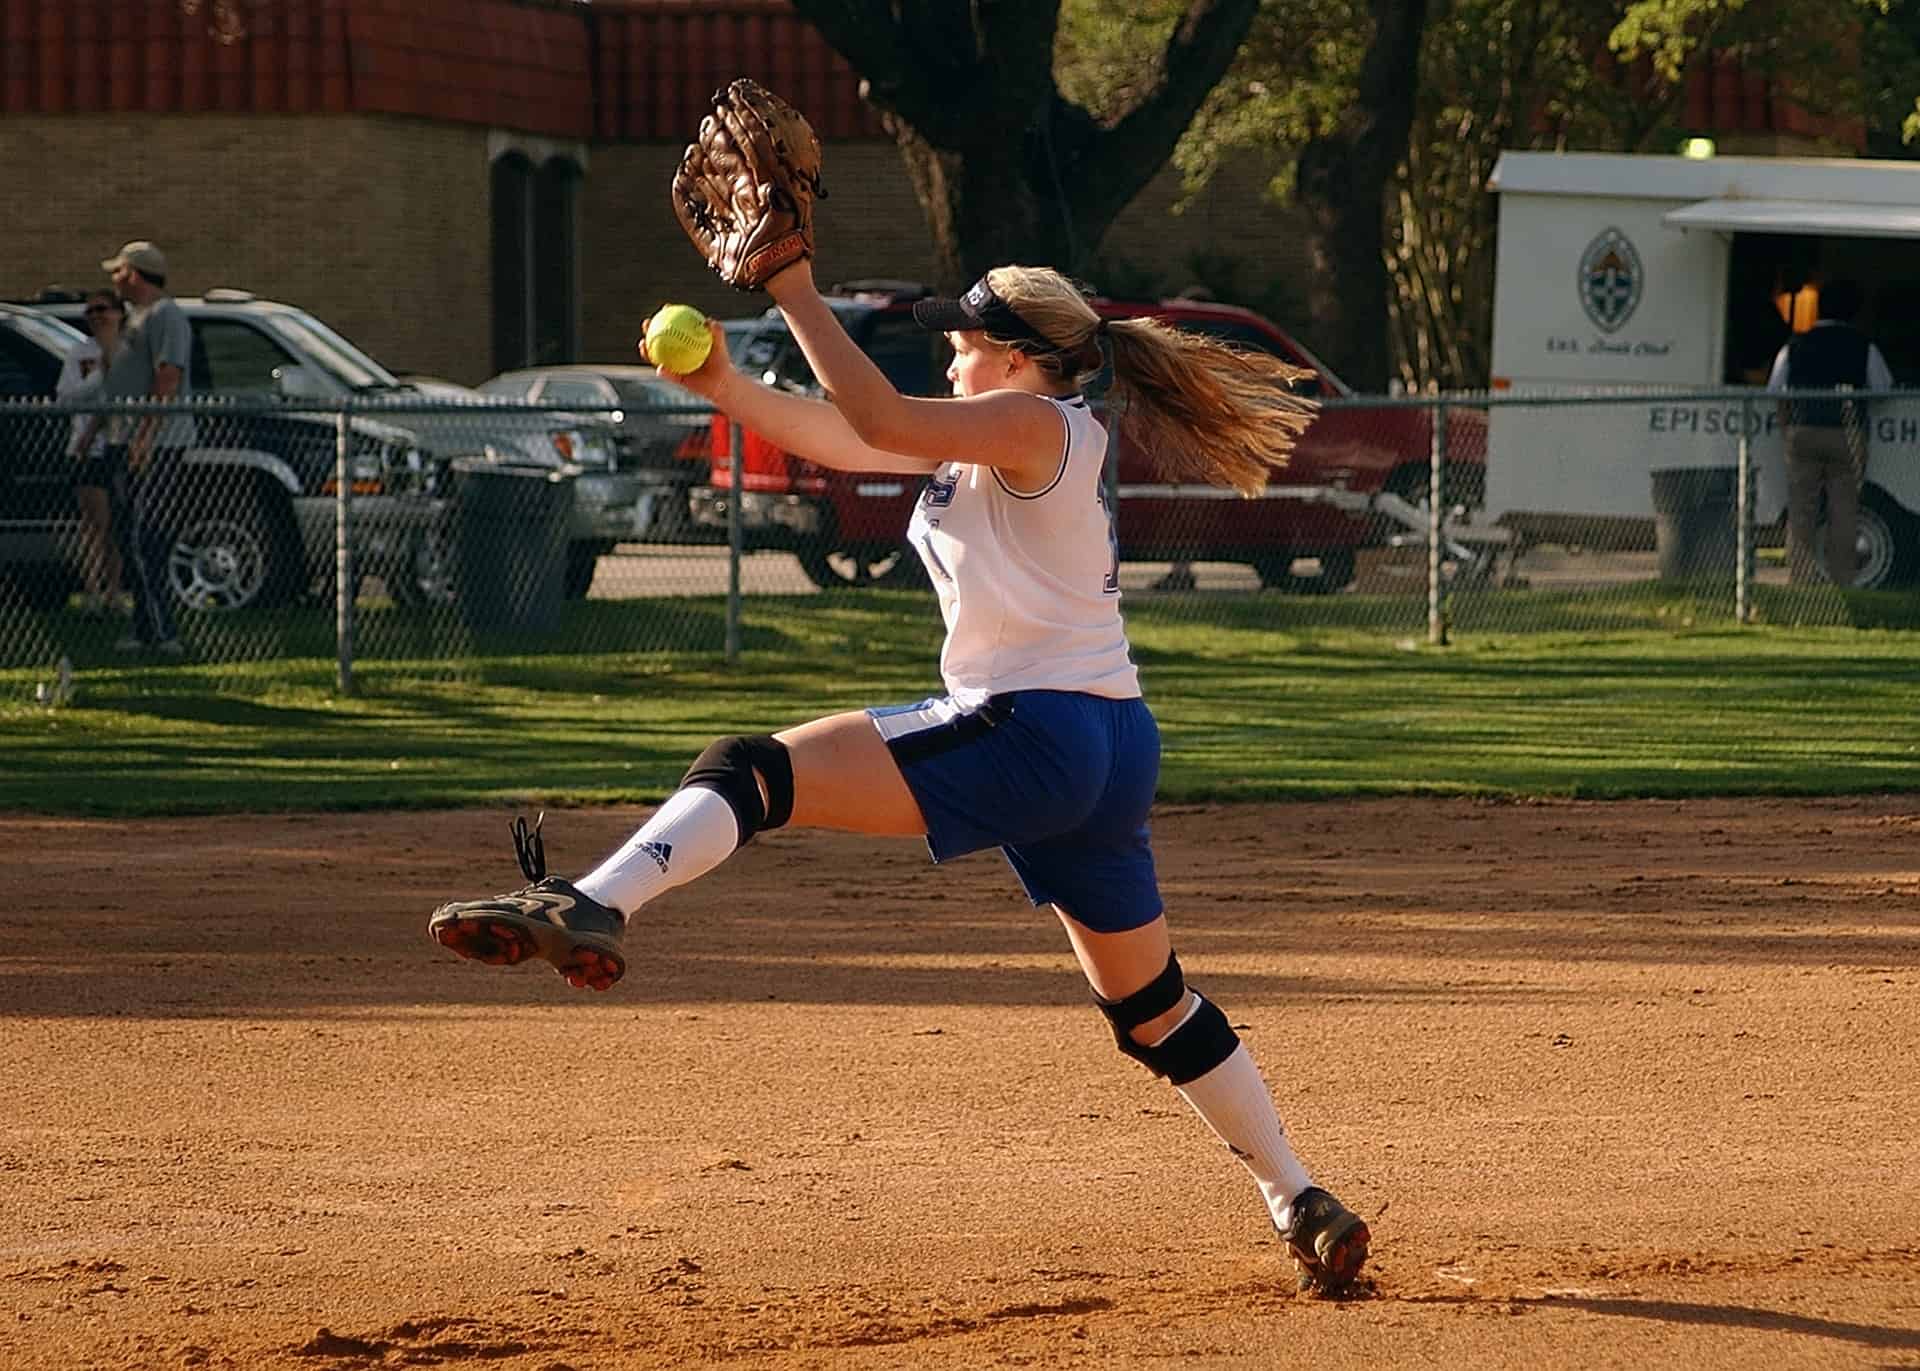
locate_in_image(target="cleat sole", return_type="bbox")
[428,905,626,989]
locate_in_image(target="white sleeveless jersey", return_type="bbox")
[905,394,1140,706]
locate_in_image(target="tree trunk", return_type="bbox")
[884,117,1079,289]
[792,0,1260,291]
[1294,0,1429,393]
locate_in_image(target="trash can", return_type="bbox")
[451,460,575,634]
[1649,466,1737,582]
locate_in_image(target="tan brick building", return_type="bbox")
[0,0,1307,384]
[3,1,1856,386]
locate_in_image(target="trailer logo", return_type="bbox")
[1579,227,1643,334]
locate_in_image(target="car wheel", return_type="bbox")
[1253,548,1357,595]
[165,493,299,613]
[1821,484,1919,589]
[796,543,924,589]
[390,524,458,609]
[0,565,78,612]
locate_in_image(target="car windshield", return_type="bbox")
[611,376,692,411]
[264,310,404,391]
[736,304,940,397]
[6,311,83,355]
[477,375,537,400]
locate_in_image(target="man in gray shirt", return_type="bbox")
[100,240,195,655]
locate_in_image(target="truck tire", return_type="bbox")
[165,484,302,613]
[1253,548,1357,595]
[0,565,77,612]
[390,524,457,609]
[1833,485,1919,590]
[796,543,925,589]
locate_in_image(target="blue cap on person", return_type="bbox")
[101,241,168,276]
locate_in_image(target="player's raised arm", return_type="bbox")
[641,312,942,477]
[765,262,1066,487]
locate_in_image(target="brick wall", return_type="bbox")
[1,113,490,382]
[5,111,1313,384]
[580,143,952,360]
[582,142,1314,368]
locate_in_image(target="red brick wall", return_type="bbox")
[591,1,884,140]
[0,0,876,140]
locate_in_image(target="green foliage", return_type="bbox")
[1060,0,1920,389]
[6,592,1919,817]
[1054,1,1189,122]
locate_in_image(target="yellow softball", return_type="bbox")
[646,304,713,374]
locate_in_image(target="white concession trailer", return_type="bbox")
[1485,151,1920,587]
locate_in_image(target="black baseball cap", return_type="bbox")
[911,275,1056,350]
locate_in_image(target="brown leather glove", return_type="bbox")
[672,80,825,291]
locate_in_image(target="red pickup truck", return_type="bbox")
[688,283,1486,591]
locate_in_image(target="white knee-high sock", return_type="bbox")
[1158,1003,1313,1227]
[574,786,742,916]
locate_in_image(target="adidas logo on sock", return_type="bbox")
[637,841,673,874]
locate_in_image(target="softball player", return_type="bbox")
[430,259,1369,1295]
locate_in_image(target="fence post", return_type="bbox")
[1736,396,1755,625]
[335,403,355,696]
[1428,395,1449,647]
[726,420,743,663]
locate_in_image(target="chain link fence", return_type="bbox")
[4,388,1918,702]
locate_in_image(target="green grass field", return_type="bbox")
[7,585,1919,818]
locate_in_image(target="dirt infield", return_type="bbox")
[5,797,1920,1370]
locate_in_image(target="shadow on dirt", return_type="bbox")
[6,801,1917,1020]
[1407,1292,1920,1350]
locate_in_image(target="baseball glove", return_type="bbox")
[672,79,825,291]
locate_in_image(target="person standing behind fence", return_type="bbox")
[1767,279,1892,586]
[98,241,196,656]
[57,290,129,616]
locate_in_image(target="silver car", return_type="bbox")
[32,290,648,598]
[477,364,717,543]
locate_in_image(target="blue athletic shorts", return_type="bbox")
[867,689,1163,932]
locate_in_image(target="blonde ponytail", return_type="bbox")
[983,267,1316,497]
[1103,320,1316,496]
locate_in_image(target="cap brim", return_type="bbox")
[100,256,125,271]
[911,297,979,332]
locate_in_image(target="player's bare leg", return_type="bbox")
[430,711,924,989]
[1060,908,1370,1295]
[772,710,928,835]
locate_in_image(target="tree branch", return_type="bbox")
[791,0,1059,148]
[1065,0,1262,229]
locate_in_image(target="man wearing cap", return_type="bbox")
[99,240,195,656]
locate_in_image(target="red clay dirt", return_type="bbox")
[4,797,1919,1370]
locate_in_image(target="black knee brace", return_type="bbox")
[1093,952,1240,1085]
[681,734,794,842]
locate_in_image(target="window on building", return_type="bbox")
[533,159,579,368]
[491,153,533,376]
[492,151,581,373]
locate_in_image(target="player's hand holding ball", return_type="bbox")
[643,304,714,375]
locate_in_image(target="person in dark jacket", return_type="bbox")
[1767,280,1893,585]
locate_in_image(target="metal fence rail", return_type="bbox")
[4,387,1918,701]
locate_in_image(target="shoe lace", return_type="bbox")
[511,812,548,883]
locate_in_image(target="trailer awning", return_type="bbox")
[1664,198,1920,239]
